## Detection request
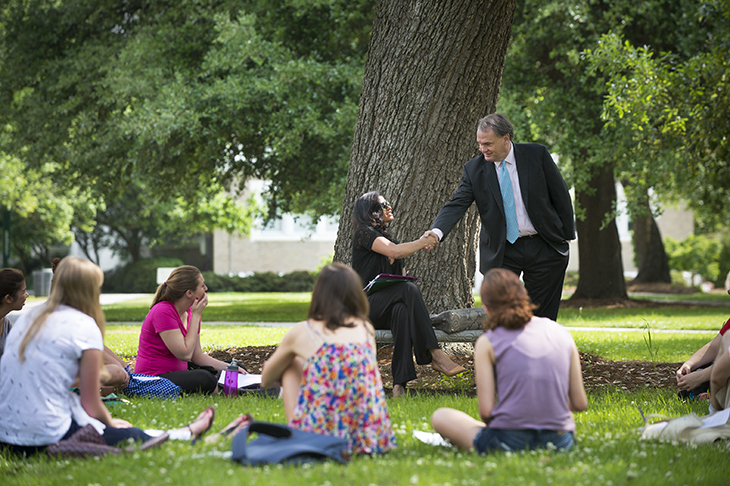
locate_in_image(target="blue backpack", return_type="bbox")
[231,422,350,466]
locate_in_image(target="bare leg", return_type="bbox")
[430,348,466,376]
[431,407,485,451]
[282,356,305,421]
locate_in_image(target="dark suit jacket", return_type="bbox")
[432,143,575,274]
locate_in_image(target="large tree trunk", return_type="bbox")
[571,161,628,300]
[630,189,671,284]
[333,0,516,313]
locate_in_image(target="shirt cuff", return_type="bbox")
[431,228,444,241]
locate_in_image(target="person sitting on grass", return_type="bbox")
[1,268,28,361]
[134,265,245,394]
[710,291,730,413]
[261,262,396,455]
[51,258,130,394]
[0,257,217,456]
[431,268,587,453]
[676,290,730,401]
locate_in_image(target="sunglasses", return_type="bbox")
[379,201,392,210]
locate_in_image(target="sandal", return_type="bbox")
[204,414,254,444]
[190,406,216,444]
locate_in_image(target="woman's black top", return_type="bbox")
[351,224,403,287]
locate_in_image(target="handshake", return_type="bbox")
[419,230,440,251]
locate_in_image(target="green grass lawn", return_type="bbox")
[2,388,726,486]
[5,297,730,485]
[102,292,311,323]
[558,307,728,331]
[105,324,712,364]
[101,292,726,363]
[103,292,729,332]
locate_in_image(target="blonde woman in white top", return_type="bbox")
[0,257,215,456]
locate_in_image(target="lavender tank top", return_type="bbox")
[486,316,576,432]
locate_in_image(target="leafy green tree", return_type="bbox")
[588,0,730,229]
[74,181,256,263]
[0,0,374,224]
[499,0,705,299]
[0,152,94,274]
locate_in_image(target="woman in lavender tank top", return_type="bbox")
[432,269,587,453]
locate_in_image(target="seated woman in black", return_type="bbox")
[351,191,465,397]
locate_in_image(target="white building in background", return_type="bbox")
[213,180,338,275]
[213,180,694,280]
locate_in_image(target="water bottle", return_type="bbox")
[224,359,239,397]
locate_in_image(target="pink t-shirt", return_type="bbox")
[134,301,200,375]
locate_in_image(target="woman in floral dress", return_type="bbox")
[261,263,396,455]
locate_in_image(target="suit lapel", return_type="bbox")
[480,156,503,210]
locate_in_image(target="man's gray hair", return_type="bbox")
[477,113,514,140]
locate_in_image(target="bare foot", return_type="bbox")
[430,349,466,377]
[393,384,407,398]
[189,406,216,441]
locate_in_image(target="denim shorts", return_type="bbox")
[473,427,574,454]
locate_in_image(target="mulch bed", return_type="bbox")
[208,346,683,397]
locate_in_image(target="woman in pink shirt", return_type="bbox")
[135,265,244,394]
[432,268,587,453]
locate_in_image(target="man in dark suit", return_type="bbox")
[427,113,575,320]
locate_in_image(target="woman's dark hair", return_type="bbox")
[0,268,25,303]
[151,265,202,308]
[352,191,390,236]
[480,268,536,331]
[308,263,370,331]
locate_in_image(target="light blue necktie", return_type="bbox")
[499,160,520,244]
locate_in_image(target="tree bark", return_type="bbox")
[333,0,517,313]
[630,190,671,284]
[570,161,628,300]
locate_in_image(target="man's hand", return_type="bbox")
[421,230,440,251]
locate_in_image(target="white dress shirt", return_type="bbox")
[432,142,536,241]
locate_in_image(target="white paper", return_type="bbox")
[701,408,730,428]
[412,430,452,447]
[217,372,263,389]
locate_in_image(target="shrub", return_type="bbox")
[664,234,721,284]
[201,270,317,293]
[103,257,185,293]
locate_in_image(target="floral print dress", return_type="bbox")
[288,322,396,454]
